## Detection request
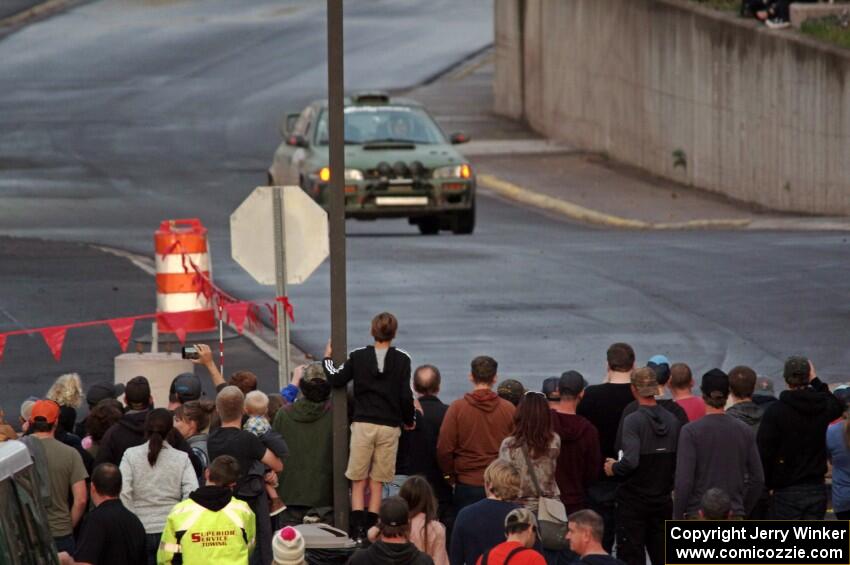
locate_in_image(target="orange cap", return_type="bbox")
[31,400,60,424]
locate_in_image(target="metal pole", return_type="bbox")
[327,0,350,533]
[218,299,224,375]
[273,186,292,389]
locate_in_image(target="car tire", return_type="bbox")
[452,203,476,235]
[418,216,440,235]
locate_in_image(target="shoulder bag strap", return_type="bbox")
[520,444,543,497]
[505,546,531,564]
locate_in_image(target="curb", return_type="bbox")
[478,174,753,231]
[0,0,72,27]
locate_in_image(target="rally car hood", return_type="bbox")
[311,143,468,171]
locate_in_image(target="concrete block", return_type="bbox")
[115,352,193,409]
[791,3,850,29]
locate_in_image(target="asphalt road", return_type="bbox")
[1,0,849,404]
[0,237,281,423]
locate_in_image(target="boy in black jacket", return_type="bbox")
[758,356,843,519]
[323,312,415,541]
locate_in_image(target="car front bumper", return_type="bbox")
[308,178,475,218]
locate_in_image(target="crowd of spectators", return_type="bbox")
[1,310,847,565]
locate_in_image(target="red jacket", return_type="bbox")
[552,410,601,513]
[437,389,515,486]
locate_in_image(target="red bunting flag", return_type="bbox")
[40,327,67,362]
[107,317,136,352]
[157,312,190,344]
[276,296,295,323]
[0,334,6,361]
[223,302,250,334]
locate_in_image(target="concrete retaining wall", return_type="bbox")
[493,0,850,214]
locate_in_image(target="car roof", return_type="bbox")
[310,92,424,110]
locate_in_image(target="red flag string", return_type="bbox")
[223,302,251,334]
[107,317,136,353]
[0,334,6,362]
[276,296,295,323]
[40,327,67,362]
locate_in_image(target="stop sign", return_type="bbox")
[230,186,329,285]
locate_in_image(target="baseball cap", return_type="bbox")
[647,355,671,386]
[701,369,730,400]
[302,363,327,382]
[631,367,658,397]
[754,376,775,396]
[559,370,587,397]
[497,379,526,406]
[541,377,560,401]
[783,356,810,386]
[31,400,60,424]
[169,373,202,403]
[379,496,410,527]
[833,385,850,410]
[86,382,125,407]
[504,507,538,532]
[124,376,151,407]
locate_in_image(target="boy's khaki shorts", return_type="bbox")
[346,422,401,483]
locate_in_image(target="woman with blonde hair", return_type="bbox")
[46,373,84,408]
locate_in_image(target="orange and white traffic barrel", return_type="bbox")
[154,219,216,333]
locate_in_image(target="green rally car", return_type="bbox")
[268,92,476,235]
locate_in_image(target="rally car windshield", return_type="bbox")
[314,106,447,145]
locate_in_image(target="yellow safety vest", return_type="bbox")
[157,496,256,564]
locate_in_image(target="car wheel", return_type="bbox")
[418,216,440,235]
[452,202,476,235]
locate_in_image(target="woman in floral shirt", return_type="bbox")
[498,391,561,511]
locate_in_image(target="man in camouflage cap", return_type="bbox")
[497,379,526,407]
[604,367,680,565]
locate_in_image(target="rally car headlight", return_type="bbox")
[315,168,363,182]
[345,169,364,181]
[432,164,472,179]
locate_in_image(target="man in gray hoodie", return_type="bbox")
[725,365,768,518]
[726,366,764,432]
[603,368,680,565]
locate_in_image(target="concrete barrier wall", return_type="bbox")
[494,0,850,214]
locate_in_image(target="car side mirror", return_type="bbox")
[450,132,470,145]
[280,113,300,137]
[286,134,309,148]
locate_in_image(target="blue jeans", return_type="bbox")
[54,535,75,554]
[453,482,486,512]
[382,474,409,498]
[771,483,827,520]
